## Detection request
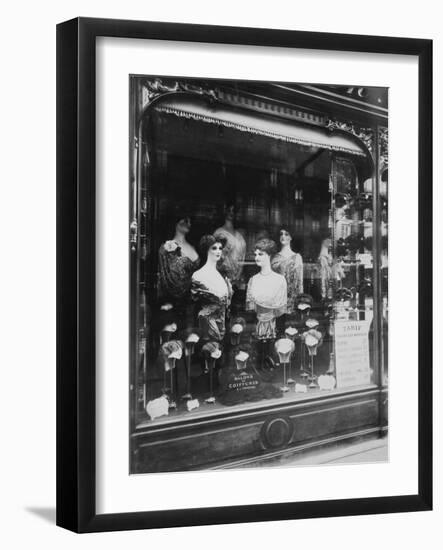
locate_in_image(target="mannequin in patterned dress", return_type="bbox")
[158,216,199,301]
[271,227,303,314]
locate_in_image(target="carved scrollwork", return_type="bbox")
[379,126,389,167]
[130,219,138,252]
[326,118,388,166]
[326,118,375,152]
[141,78,218,110]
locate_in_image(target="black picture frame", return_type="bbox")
[56,17,433,533]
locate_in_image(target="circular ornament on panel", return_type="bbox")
[260,416,294,449]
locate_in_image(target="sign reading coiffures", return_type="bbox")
[226,371,260,392]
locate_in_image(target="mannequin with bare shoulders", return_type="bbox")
[191,235,232,342]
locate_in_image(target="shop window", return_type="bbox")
[130,86,385,429]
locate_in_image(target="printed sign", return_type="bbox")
[334,320,371,388]
[224,371,261,393]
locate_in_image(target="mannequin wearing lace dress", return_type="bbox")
[271,227,303,313]
[246,239,287,339]
[213,203,246,285]
[158,216,199,300]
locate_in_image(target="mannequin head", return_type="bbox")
[322,237,332,248]
[223,202,236,224]
[254,238,277,269]
[320,238,332,254]
[159,203,192,240]
[199,234,224,265]
[164,205,193,241]
[278,226,293,249]
[174,216,191,237]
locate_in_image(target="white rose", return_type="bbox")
[164,240,178,252]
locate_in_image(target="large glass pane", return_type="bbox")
[131,81,385,426]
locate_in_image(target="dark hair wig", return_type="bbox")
[163,204,192,238]
[277,225,295,242]
[198,234,225,261]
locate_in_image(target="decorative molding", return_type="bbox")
[141,78,327,128]
[218,90,326,126]
[326,118,388,166]
[210,426,384,469]
[134,386,382,434]
[129,219,138,251]
[141,78,218,110]
[379,126,389,167]
[326,118,374,151]
[140,80,388,165]
[260,416,294,449]
[138,421,263,447]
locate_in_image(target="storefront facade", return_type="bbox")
[129,77,388,473]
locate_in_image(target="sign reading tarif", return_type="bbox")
[334,320,371,388]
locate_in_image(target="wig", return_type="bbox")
[278,225,293,238]
[277,225,295,245]
[254,238,278,257]
[198,234,225,261]
[164,204,192,238]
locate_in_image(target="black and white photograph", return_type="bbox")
[0,0,437,543]
[129,76,389,473]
